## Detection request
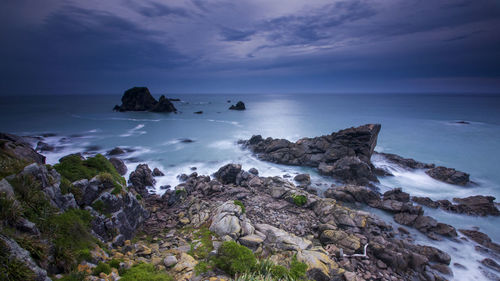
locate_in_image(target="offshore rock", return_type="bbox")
[113,87,177,112]
[242,124,381,185]
[229,101,246,110]
[129,164,155,196]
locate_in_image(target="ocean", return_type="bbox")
[1,93,500,280]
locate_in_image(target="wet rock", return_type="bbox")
[451,195,500,216]
[129,164,155,196]
[375,152,434,170]
[383,188,410,203]
[151,95,177,113]
[248,168,259,175]
[35,141,54,152]
[324,185,380,206]
[242,124,381,185]
[418,245,451,265]
[481,258,500,273]
[152,168,164,177]
[213,164,242,184]
[229,101,246,110]
[426,166,470,186]
[412,196,439,208]
[459,229,500,253]
[294,173,311,185]
[109,157,127,175]
[108,147,126,156]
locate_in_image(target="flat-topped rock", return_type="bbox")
[113,87,177,113]
[425,166,470,186]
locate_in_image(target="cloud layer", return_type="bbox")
[1,0,499,94]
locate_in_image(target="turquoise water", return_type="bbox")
[1,93,500,280]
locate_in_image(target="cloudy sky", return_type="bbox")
[1,0,500,95]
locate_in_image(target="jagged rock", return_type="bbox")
[152,168,164,177]
[113,87,176,112]
[0,178,15,198]
[375,152,434,169]
[209,201,247,239]
[482,258,500,273]
[459,229,500,253]
[129,164,155,196]
[213,164,242,184]
[383,188,410,203]
[412,196,439,208]
[324,185,380,206]
[0,132,46,165]
[109,157,127,176]
[151,95,177,112]
[229,101,246,110]
[243,124,381,185]
[35,141,54,152]
[413,195,500,216]
[0,234,51,281]
[426,166,470,186]
[418,245,451,265]
[297,248,338,281]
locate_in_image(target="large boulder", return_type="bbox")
[113,87,177,112]
[213,164,242,184]
[0,132,45,166]
[129,164,155,196]
[425,166,470,185]
[109,157,127,176]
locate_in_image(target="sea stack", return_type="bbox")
[113,87,177,113]
[229,101,246,110]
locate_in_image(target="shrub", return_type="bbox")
[111,185,122,195]
[120,263,173,281]
[289,255,307,280]
[59,177,73,195]
[0,239,35,280]
[0,150,27,180]
[136,194,142,201]
[109,259,122,269]
[49,209,95,271]
[194,261,210,275]
[54,154,125,185]
[214,241,257,276]
[189,227,214,260]
[234,200,246,213]
[92,262,111,276]
[15,235,48,261]
[292,195,307,207]
[59,272,87,281]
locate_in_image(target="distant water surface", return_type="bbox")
[1,93,500,280]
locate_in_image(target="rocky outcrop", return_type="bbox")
[129,164,155,197]
[0,132,46,165]
[229,101,246,110]
[413,195,500,216]
[425,166,470,186]
[242,124,381,185]
[324,185,380,206]
[459,229,500,254]
[113,87,177,113]
[109,157,127,176]
[375,152,434,170]
[213,163,242,184]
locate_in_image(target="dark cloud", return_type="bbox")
[220,27,255,41]
[137,2,190,18]
[0,0,499,95]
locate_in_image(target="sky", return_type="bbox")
[1,0,500,95]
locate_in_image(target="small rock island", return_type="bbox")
[113,87,177,113]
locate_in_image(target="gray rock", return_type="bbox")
[109,157,127,175]
[294,173,311,185]
[426,166,470,186]
[248,168,259,175]
[213,164,242,184]
[129,164,155,196]
[164,255,178,267]
[152,168,165,177]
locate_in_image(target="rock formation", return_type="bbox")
[113,87,177,113]
[229,101,246,110]
[241,124,381,185]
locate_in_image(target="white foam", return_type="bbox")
[120,124,147,137]
[207,119,242,127]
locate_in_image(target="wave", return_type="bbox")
[120,124,147,137]
[207,119,242,127]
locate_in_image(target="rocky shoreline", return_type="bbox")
[1,126,500,281]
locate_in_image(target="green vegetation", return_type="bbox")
[111,185,122,195]
[194,261,210,275]
[214,241,257,276]
[0,192,21,226]
[136,194,142,201]
[109,258,122,269]
[48,209,95,271]
[92,262,112,276]
[14,234,48,262]
[120,263,173,281]
[234,200,246,213]
[91,200,109,216]
[54,154,125,185]
[289,255,308,279]
[292,194,307,207]
[59,272,87,281]
[0,239,35,281]
[188,226,214,260]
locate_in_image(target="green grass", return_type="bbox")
[120,263,173,281]
[0,192,21,226]
[234,200,246,213]
[188,226,214,260]
[292,195,307,207]
[59,272,87,281]
[54,154,125,185]
[109,259,122,269]
[0,148,28,180]
[92,262,111,276]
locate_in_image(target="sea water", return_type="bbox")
[1,93,500,280]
